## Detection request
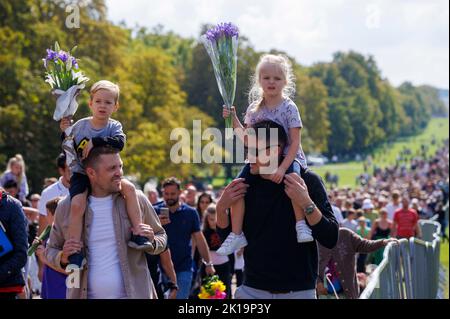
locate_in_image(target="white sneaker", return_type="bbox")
[296,221,314,243]
[216,232,248,256]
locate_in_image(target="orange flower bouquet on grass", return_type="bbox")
[198,275,226,299]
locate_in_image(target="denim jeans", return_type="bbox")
[235,285,316,299]
[176,271,193,299]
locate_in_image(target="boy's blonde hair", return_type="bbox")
[248,54,296,111]
[90,80,120,104]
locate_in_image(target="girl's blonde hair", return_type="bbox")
[90,80,120,104]
[6,154,26,186]
[248,54,296,111]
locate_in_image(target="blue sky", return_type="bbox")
[106,0,449,89]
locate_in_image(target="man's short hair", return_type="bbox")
[83,146,120,169]
[3,179,18,189]
[56,153,66,169]
[251,120,288,149]
[162,177,181,190]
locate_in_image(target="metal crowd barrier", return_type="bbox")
[360,220,442,299]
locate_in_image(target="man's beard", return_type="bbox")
[166,198,178,207]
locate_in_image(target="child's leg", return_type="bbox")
[120,178,142,233]
[231,198,245,235]
[68,192,88,242]
[287,161,314,243]
[121,179,152,249]
[292,200,305,223]
[217,198,248,256]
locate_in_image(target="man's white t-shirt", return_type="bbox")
[386,202,402,221]
[87,195,127,299]
[38,177,69,216]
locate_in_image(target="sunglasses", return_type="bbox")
[244,144,281,157]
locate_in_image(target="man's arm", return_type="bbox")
[391,220,398,238]
[216,178,248,229]
[415,222,422,239]
[0,200,28,282]
[216,179,248,241]
[284,173,339,249]
[160,249,177,285]
[138,192,167,254]
[192,231,215,275]
[92,135,125,151]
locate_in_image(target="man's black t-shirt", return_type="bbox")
[218,163,338,292]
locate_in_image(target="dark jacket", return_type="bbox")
[0,191,28,288]
[318,228,386,299]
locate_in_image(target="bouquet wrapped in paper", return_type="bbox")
[43,42,89,167]
[198,275,227,299]
[201,23,239,139]
[27,225,52,256]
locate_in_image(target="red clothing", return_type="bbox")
[394,208,419,238]
[0,286,24,293]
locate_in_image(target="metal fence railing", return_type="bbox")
[360,220,442,299]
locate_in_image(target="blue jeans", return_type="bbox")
[176,271,193,299]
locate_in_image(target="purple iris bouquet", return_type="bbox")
[43,42,89,168]
[43,41,89,122]
[201,23,239,139]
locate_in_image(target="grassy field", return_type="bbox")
[314,117,449,188]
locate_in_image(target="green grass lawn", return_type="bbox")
[314,117,449,188]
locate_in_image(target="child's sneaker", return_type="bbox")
[128,234,153,251]
[66,252,87,272]
[216,232,248,256]
[296,220,314,243]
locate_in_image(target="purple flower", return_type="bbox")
[58,50,69,63]
[46,49,58,61]
[205,22,239,41]
[71,57,79,69]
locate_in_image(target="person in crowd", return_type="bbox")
[154,177,215,299]
[200,204,232,298]
[34,197,67,299]
[342,209,358,232]
[1,154,29,203]
[317,228,398,299]
[392,196,422,239]
[0,188,28,299]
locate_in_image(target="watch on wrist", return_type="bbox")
[167,281,179,291]
[203,260,213,267]
[304,203,316,216]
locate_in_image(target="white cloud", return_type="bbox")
[105,0,449,88]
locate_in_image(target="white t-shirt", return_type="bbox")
[386,202,402,221]
[38,177,69,216]
[332,205,344,225]
[341,219,358,232]
[87,195,126,299]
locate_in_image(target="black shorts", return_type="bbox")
[69,172,91,199]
